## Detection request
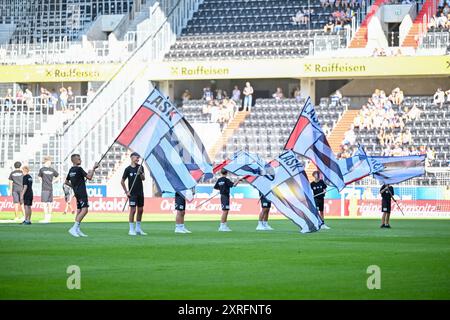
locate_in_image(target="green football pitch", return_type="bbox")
[0,212,449,300]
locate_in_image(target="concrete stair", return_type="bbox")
[349,0,387,48]
[401,0,438,47]
[305,109,360,179]
[208,111,250,161]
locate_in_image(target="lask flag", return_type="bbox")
[213,150,274,177]
[284,97,345,191]
[116,88,213,200]
[338,145,384,185]
[370,155,426,184]
[246,150,323,233]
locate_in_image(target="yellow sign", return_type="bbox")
[146,56,450,80]
[0,63,120,83]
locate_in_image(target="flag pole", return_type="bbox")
[122,158,145,212]
[313,186,336,198]
[195,192,220,209]
[387,188,405,216]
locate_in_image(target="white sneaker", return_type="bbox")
[218,225,232,232]
[175,227,186,234]
[300,228,310,234]
[129,230,137,236]
[321,224,331,230]
[69,228,80,237]
[136,230,147,236]
[256,224,266,231]
[264,224,274,231]
[77,229,88,237]
[181,227,191,234]
[39,219,50,224]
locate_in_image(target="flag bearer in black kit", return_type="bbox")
[214,169,242,232]
[8,161,24,221]
[310,171,330,230]
[380,184,394,228]
[121,152,147,236]
[21,166,33,225]
[256,192,274,231]
[65,154,99,237]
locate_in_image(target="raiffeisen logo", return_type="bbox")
[304,63,366,73]
[179,66,229,76]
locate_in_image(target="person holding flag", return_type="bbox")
[310,171,330,230]
[214,169,243,232]
[121,152,147,236]
[65,154,99,237]
[380,184,394,228]
[256,191,274,231]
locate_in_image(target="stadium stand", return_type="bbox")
[0,0,136,44]
[181,96,347,163]
[164,0,365,60]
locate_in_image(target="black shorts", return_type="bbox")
[221,194,230,211]
[23,196,33,207]
[315,198,324,212]
[174,194,186,211]
[75,197,89,209]
[129,194,144,207]
[260,196,271,209]
[382,199,391,213]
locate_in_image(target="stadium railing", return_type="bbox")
[35,0,204,182]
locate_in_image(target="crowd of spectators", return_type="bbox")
[338,86,449,167]
[1,85,88,113]
[428,0,450,31]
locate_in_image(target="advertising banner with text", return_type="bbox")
[0,197,448,218]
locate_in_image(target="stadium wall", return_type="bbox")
[0,196,449,218]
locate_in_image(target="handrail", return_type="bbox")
[60,0,185,135]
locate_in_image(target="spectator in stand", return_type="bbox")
[408,102,421,120]
[15,89,23,106]
[181,89,192,103]
[320,0,329,8]
[59,86,68,112]
[426,147,436,167]
[40,87,49,105]
[24,88,34,110]
[324,20,334,32]
[67,86,74,109]
[402,129,412,145]
[224,98,237,120]
[292,9,308,25]
[216,88,225,101]
[445,89,450,102]
[210,101,220,123]
[293,87,302,102]
[437,12,448,29]
[272,87,284,100]
[242,82,254,112]
[4,88,13,110]
[50,88,59,108]
[428,15,438,30]
[330,90,342,106]
[232,85,241,102]
[203,87,213,102]
[433,88,445,108]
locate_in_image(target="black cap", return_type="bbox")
[130,152,141,158]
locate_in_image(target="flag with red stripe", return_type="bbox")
[284,97,345,191]
[116,88,213,200]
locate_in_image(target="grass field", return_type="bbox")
[0,212,449,299]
